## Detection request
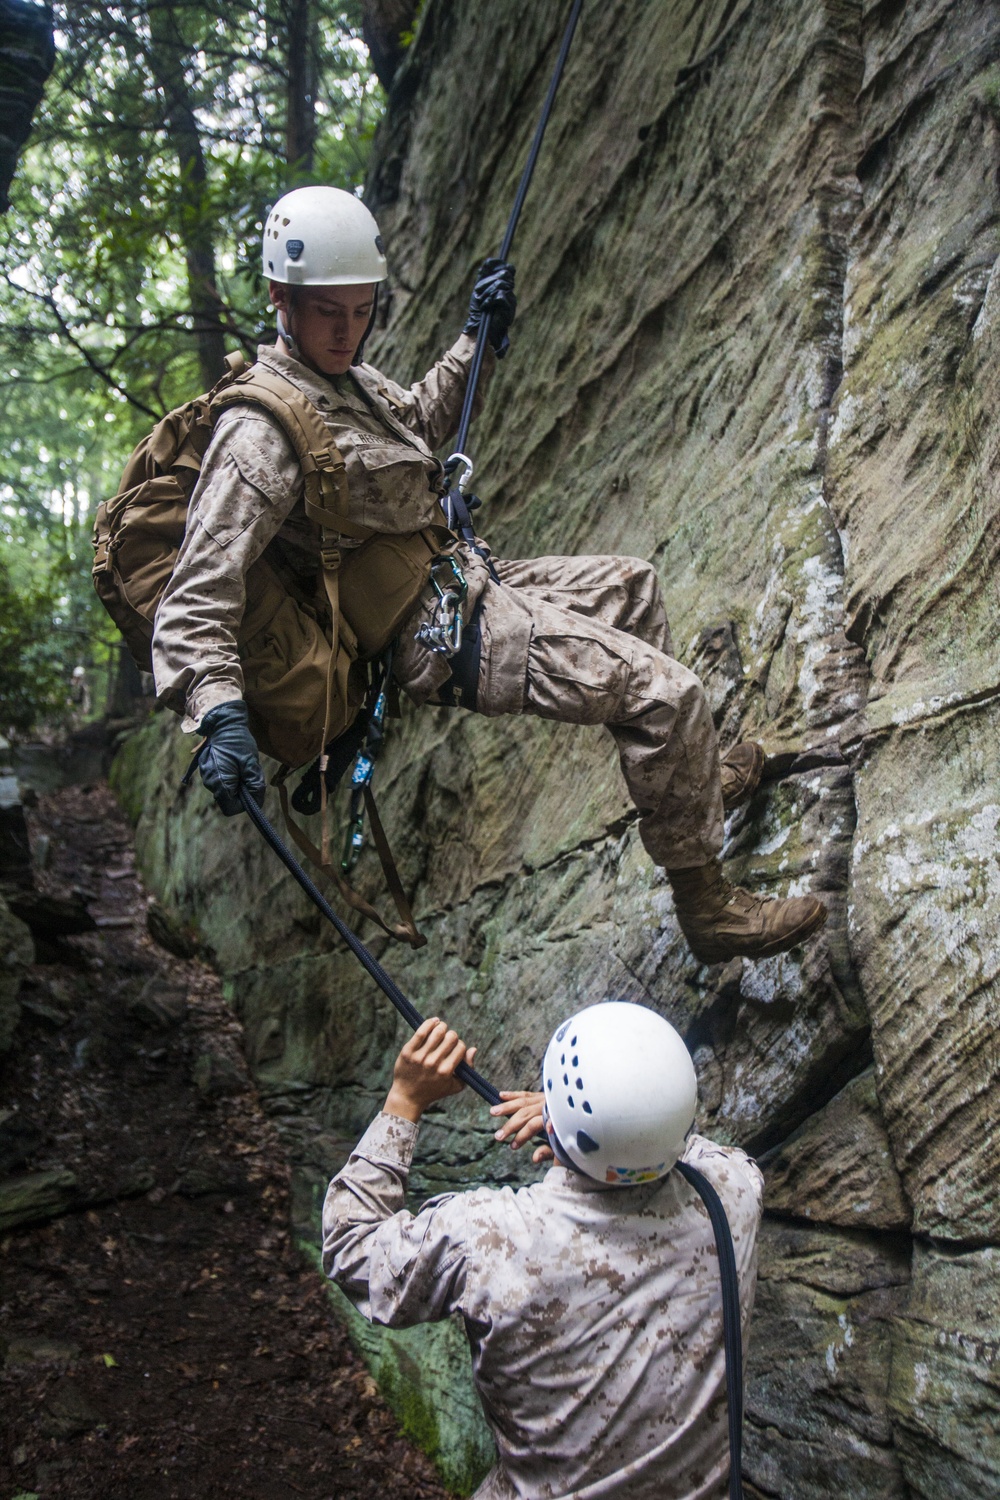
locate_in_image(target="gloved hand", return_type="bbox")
[464,257,517,358]
[197,699,266,817]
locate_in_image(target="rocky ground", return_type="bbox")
[0,782,449,1500]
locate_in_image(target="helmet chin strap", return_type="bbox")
[352,285,379,367]
[543,1104,596,1180]
[276,308,301,361]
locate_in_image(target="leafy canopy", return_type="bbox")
[0,0,383,737]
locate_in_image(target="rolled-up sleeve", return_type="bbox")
[151,408,302,729]
[322,1112,470,1328]
[376,333,495,452]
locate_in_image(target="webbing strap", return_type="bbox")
[211,366,353,522]
[676,1160,745,1499]
[274,774,426,949]
[214,363,379,807]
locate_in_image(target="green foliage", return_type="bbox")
[0,558,70,734]
[400,1,429,51]
[0,0,384,736]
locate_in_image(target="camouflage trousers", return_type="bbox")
[469,554,725,871]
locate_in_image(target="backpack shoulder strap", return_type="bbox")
[211,364,372,543]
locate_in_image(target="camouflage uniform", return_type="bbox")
[152,336,724,869]
[323,1112,763,1499]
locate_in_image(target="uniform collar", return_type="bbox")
[545,1164,619,1195]
[255,343,361,411]
[254,343,430,455]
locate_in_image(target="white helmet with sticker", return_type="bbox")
[262,185,388,286]
[542,1002,697,1185]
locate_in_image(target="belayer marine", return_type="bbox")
[144,185,827,966]
[324,1001,763,1498]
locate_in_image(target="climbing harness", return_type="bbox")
[236,783,747,1500]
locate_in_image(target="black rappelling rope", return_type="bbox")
[241,791,744,1497]
[449,0,584,467]
[238,788,500,1107]
[677,1160,745,1500]
[240,1,743,1481]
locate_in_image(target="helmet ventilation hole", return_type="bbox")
[576,1130,599,1154]
[546,1077,552,1090]
[582,1100,592,1114]
[567,1096,575,1108]
[571,1055,578,1067]
[571,1036,577,1047]
[576,1078,583,1090]
[563,1073,569,1085]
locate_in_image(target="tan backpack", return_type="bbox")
[92,352,449,946]
[93,353,451,763]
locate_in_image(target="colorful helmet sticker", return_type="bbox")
[605,1163,666,1186]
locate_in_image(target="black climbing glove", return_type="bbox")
[464,257,517,358]
[197,700,266,818]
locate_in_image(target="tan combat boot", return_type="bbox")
[668,860,827,965]
[720,741,765,811]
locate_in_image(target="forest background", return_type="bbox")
[0,0,384,736]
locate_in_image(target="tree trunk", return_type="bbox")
[0,0,55,212]
[285,0,317,179]
[146,1,228,389]
[360,0,417,90]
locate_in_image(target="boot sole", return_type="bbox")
[721,742,766,812]
[686,899,828,965]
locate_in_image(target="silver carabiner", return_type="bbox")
[414,589,464,658]
[442,452,474,531]
[448,452,474,494]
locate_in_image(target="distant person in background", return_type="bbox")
[70,664,91,719]
[323,1002,762,1500]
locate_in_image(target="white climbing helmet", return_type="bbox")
[541,1002,697,1185]
[262,186,388,286]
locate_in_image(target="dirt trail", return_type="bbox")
[0,782,449,1500]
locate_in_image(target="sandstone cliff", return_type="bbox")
[114,1,1000,1493]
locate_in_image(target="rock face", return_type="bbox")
[114,0,1000,1493]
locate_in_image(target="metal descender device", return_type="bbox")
[413,552,468,658]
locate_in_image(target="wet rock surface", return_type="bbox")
[0,784,447,1500]
[110,0,1000,1494]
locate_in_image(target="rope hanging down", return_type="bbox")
[238,788,745,1498]
[238,5,744,1486]
[239,788,500,1107]
[443,0,584,511]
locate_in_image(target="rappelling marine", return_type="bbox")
[148,185,827,965]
